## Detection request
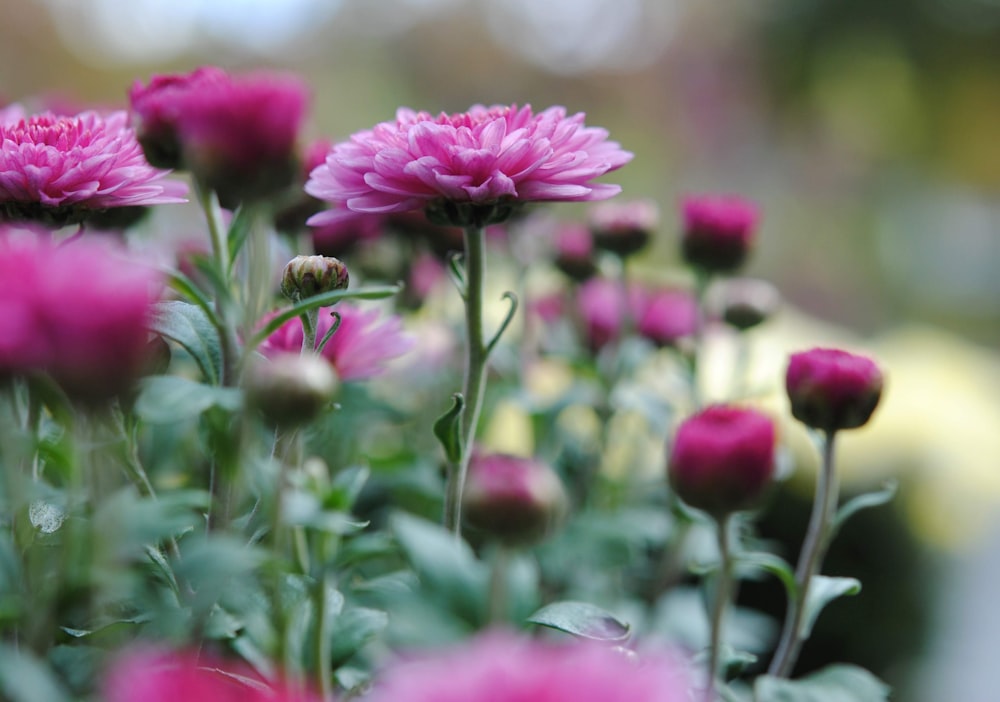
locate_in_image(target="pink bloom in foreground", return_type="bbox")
[366,631,689,702]
[306,104,633,227]
[0,109,186,225]
[668,405,776,516]
[786,347,883,432]
[259,304,414,381]
[0,229,163,402]
[680,194,759,273]
[103,647,315,702]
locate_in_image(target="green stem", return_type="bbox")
[195,181,239,385]
[706,513,733,701]
[444,226,489,535]
[488,545,511,624]
[312,569,333,700]
[688,271,711,409]
[768,430,839,677]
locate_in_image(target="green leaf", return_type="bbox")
[829,481,898,544]
[801,576,861,639]
[149,301,222,383]
[326,465,370,511]
[433,394,465,463]
[0,644,72,702]
[329,606,389,666]
[226,204,255,268]
[94,490,209,561]
[527,601,631,642]
[134,375,242,424]
[754,664,890,702]
[737,551,798,600]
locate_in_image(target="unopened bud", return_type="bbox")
[714,278,781,331]
[245,353,338,428]
[786,348,883,433]
[280,255,349,301]
[589,199,658,258]
[680,195,759,274]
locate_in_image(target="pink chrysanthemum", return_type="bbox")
[306,104,633,227]
[630,286,698,349]
[259,303,414,381]
[0,109,187,225]
[576,277,628,351]
[0,228,163,402]
[366,631,689,702]
[102,647,316,702]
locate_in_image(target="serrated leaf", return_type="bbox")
[527,601,631,642]
[829,481,897,544]
[0,644,71,702]
[800,576,861,639]
[134,375,242,424]
[149,301,222,383]
[433,394,465,463]
[755,664,890,702]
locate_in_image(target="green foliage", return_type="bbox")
[755,665,890,702]
[527,601,631,642]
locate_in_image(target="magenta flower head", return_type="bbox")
[462,451,568,545]
[259,303,415,382]
[0,109,187,226]
[629,286,698,349]
[306,104,633,228]
[786,347,883,433]
[553,222,598,281]
[668,405,776,516]
[365,631,689,702]
[0,230,163,403]
[103,647,316,702]
[589,198,659,258]
[576,277,627,352]
[680,194,760,274]
[130,66,309,204]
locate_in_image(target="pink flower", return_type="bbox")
[668,405,776,516]
[0,229,163,402]
[589,198,659,257]
[0,109,187,226]
[259,303,414,381]
[630,287,698,348]
[786,348,883,432]
[102,647,315,702]
[366,631,689,702]
[306,104,633,227]
[680,194,760,273]
[310,207,387,258]
[130,67,309,204]
[552,222,597,280]
[576,277,628,351]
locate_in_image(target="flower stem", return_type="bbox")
[768,430,839,677]
[706,512,733,701]
[688,271,711,409]
[444,226,489,535]
[488,545,511,624]
[195,181,239,386]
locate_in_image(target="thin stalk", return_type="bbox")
[312,569,333,700]
[706,513,734,702]
[444,226,489,535]
[688,272,711,409]
[195,181,238,385]
[488,545,511,624]
[768,430,839,677]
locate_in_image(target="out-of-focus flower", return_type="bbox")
[310,207,387,259]
[668,405,776,515]
[280,255,349,301]
[259,304,414,381]
[365,631,689,702]
[577,277,628,351]
[589,198,658,257]
[786,347,883,433]
[245,353,338,428]
[712,277,781,331]
[553,222,597,280]
[103,647,315,702]
[0,229,162,402]
[130,66,309,204]
[0,109,186,226]
[680,194,759,274]
[306,104,633,227]
[630,287,698,349]
[463,451,567,545]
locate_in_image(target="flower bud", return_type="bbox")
[680,195,759,274]
[553,223,598,281]
[280,255,349,301]
[589,199,658,258]
[668,405,776,516]
[786,348,883,433]
[629,286,698,349]
[576,278,627,352]
[714,278,781,331]
[463,452,568,546]
[245,353,338,428]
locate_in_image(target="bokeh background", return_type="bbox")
[3,0,1000,699]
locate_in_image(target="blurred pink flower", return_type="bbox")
[306,104,632,226]
[680,194,760,273]
[366,631,689,702]
[0,109,186,225]
[589,198,659,257]
[0,229,163,402]
[630,287,698,348]
[577,277,628,351]
[259,304,414,381]
[103,647,315,702]
[130,66,309,203]
[786,347,883,432]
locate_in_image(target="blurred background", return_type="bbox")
[3,0,999,698]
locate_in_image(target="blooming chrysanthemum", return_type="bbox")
[130,67,309,204]
[0,109,187,225]
[0,229,163,402]
[259,303,414,381]
[366,631,689,702]
[103,647,315,702]
[306,104,633,227]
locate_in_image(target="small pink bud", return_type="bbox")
[280,255,349,301]
[714,277,781,331]
[680,194,759,274]
[463,452,568,545]
[668,405,776,515]
[553,223,598,281]
[630,287,698,349]
[786,348,883,433]
[588,199,658,258]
